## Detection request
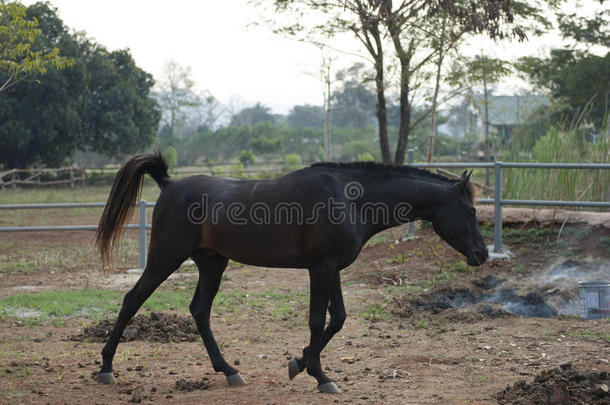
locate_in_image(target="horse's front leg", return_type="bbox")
[300,268,342,393]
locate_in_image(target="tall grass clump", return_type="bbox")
[504,120,609,206]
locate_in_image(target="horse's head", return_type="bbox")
[431,171,488,266]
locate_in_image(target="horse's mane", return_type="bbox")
[311,161,477,202]
[311,161,454,184]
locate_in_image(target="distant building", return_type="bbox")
[476,94,550,144]
[440,93,550,160]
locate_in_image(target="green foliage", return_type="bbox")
[518,51,609,128]
[229,162,245,178]
[238,149,255,166]
[165,115,465,167]
[516,6,609,129]
[0,2,159,168]
[357,152,374,161]
[283,153,302,172]
[230,102,275,126]
[557,9,609,47]
[449,55,512,88]
[286,104,324,128]
[165,146,177,169]
[0,0,73,92]
[250,135,282,154]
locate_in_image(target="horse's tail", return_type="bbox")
[96,152,169,269]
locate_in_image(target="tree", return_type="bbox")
[229,102,275,126]
[83,48,160,157]
[155,60,199,140]
[261,0,392,161]
[0,0,72,92]
[378,0,536,164]
[287,104,325,128]
[260,0,543,164]
[0,2,159,168]
[321,51,333,160]
[332,63,377,129]
[449,55,512,185]
[517,6,609,128]
[193,90,223,131]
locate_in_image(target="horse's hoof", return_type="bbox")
[288,359,301,380]
[226,372,247,387]
[318,381,341,394]
[97,371,116,384]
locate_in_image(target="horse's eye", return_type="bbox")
[469,208,476,215]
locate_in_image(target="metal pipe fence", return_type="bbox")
[1,153,608,269]
[0,200,154,269]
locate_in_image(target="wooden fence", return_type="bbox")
[0,167,86,189]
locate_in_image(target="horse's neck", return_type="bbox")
[357,175,449,234]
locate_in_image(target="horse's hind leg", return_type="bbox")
[98,249,187,384]
[289,272,345,387]
[189,249,245,386]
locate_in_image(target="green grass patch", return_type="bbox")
[564,329,610,342]
[360,303,390,322]
[0,288,195,320]
[0,287,309,323]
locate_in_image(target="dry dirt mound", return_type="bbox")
[494,363,609,405]
[174,377,210,391]
[71,312,200,343]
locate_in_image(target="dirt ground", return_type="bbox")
[1,223,609,404]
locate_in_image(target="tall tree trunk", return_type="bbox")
[394,58,411,165]
[426,57,443,163]
[352,2,389,163]
[383,2,412,166]
[368,24,391,163]
[483,78,490,187]
[374,54,391,163]
[426,16,447,163]
[324,61,332,161]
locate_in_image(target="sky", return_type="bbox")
[23,0,330,113]
[20,0,602,114]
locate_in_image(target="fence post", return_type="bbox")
[139,199,147,270]
[493,162,503,253]
[407,149,415,239]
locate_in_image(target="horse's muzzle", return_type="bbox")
[467,248,488,266]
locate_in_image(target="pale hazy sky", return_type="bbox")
[21,0,603,114]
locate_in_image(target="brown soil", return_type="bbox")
[1,223,609,404]
[494,363,609,405]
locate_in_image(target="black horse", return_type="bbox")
[95,152,488,393]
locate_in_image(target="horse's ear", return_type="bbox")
[458,170,472,188]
